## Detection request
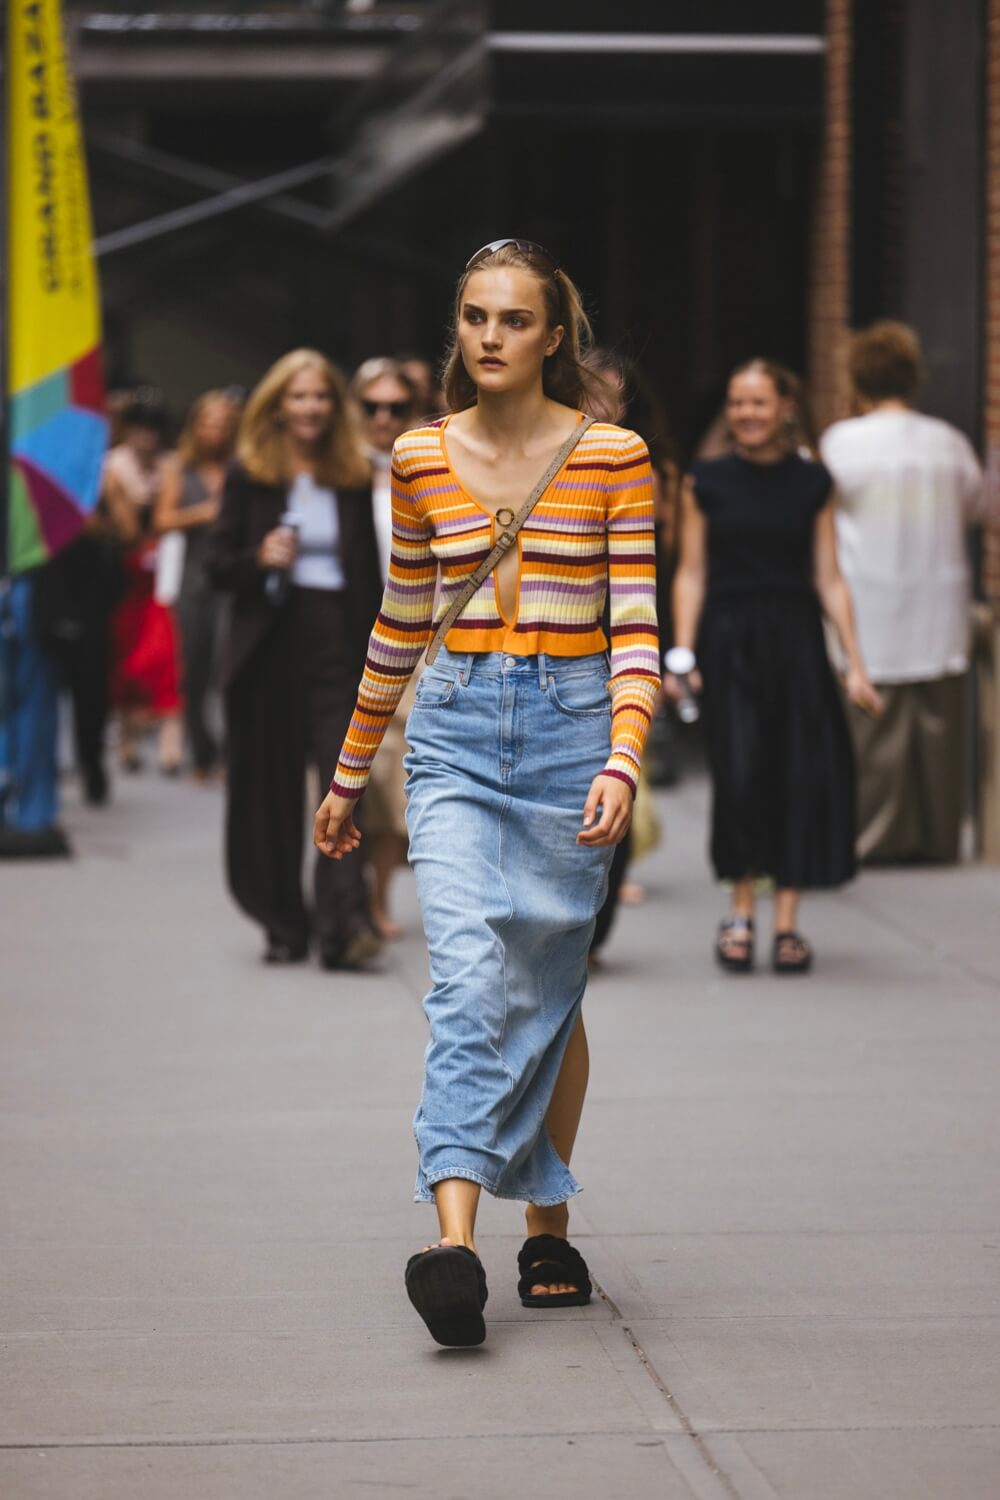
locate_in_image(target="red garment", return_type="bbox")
[110,543,183,714]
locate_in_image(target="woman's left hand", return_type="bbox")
[845,667,884,718]
[577,775,633,847]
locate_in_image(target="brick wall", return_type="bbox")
[985,0,1000,605]
[808,0,852,432]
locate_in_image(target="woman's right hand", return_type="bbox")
[661,668,703,703]
[313,791,362,860]
[258,526,297,569]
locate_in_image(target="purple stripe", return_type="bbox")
[371,639,429,662]
[433,514,485,535]
[411,480,462,502]
[385,579,436,596]
[607,476,651,493]
[518,579,602,596]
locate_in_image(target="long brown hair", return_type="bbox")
[237,349,370,489]
[176,390,241,468]
[442,244,619,421]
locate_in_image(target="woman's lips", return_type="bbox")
[479,358,506,367]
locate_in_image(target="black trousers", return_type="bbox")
[224,587,369,955]
[177,586,222,772]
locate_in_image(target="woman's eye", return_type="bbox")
[507,316,524,328]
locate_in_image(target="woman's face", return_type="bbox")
[458,267,563,397]
[726,369,790,454]
[281,365,334,447]
[359,374,413,453]
[126,423,161,461]
[194,399,235,458]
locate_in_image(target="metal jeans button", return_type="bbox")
[504,655,516,667]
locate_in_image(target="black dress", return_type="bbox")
[692,452,855,890]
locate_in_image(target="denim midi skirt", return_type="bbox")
[404,647,615,1206]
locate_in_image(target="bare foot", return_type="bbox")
[372,910,403,940]
[620,881,646,906]
[417,1234,478,1256]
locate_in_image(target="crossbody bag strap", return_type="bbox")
[425,415,596,665]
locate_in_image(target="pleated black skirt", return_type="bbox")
[698,591,856,890]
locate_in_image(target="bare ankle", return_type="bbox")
[525,1203,569,1239]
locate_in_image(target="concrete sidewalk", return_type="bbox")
[1,766,999,1499]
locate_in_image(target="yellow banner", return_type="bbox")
[6,0,102,393]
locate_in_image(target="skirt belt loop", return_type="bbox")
[537,653,548,690]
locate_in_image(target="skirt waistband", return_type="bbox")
[430,645,609,686]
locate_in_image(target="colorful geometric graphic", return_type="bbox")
[5,0,108,576]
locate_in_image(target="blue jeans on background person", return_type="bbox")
[404,647,615,1207]
[0,575,61,834]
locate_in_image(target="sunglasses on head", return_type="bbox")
[361,398,412,419]
[464,238,560,275]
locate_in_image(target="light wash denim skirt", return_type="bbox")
[404,646,615,1206]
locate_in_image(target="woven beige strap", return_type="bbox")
[425,416,596,665]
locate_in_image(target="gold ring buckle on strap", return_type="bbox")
[495,508,515,527]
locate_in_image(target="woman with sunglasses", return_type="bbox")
[350,357,419,937]
[314,241,659,1346]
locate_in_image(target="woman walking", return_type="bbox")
[155,390,241,780]
[207,351,383,968]
[666,359,881,974]
[314,240,659,1345]
[104,395,184,776]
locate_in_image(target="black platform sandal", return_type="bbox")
[716,916,754,973]
[404,1244,488,1347]
[773,931,813,974]
[517,1234,592,1308]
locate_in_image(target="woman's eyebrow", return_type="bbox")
[463,302,537,317]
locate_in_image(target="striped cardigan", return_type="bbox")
[331,417,660,798]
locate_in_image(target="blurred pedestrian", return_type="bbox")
[103,394,184,775]
[821,322,986,863]
[585,351,675,958]
[41,517,126,806]
[666,358,881,974]
[207,349,382,968]
[314,239,659,1346]
[0,570,72,858]
[351,357,418,936]
[155,391,241,781]
[396,353,444,423]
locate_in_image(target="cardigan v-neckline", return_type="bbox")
[436,412,586,522]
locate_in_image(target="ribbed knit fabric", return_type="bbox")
[331,416,659,798]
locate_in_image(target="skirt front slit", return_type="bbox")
[404,647,615,1205]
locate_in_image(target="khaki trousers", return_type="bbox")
[848,673,966,864]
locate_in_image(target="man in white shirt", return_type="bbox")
[821,321,986,862]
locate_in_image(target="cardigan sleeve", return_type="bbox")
[330,444,437,798]
[602,428,660,795]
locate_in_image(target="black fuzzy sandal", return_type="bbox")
[404,1245,488,1347]
[773,931,813,974]
[517,1234,592,1308]
[716,916,754,972]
